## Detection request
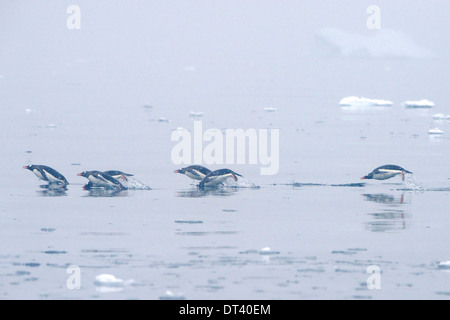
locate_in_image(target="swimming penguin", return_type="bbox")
[23,165,69,186]
[103,170,133,181]
[174,165,211,181]
[361,165,412,181]
[198,169,242,188]
[77,171,127,190]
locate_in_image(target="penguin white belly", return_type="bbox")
[204,174,233,186]
[42,169,61,183]
[185,171,202,180]
[88,176,111,187]
[32,169,46,181]
[374,170,401,180]
[185,171,205,180]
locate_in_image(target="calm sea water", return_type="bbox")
[1,56,449,299]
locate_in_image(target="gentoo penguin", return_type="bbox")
[103,170,133,181]
[174,165,211,181]
[77,171,127,190]
[23,165,69,186]
[361,165,412,181]
[83,170,131,189]
[198,169,242,188]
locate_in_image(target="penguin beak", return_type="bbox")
[361,176,367,180]
[174,169,180,173]
[121,175,127,181]
[77,173,83,176]
[231,173,237,181]
[23,166,29,170]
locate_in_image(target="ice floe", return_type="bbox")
[94,274,135,292]
[403,99,434,108]
[159,290,186,300]
[259,247,280,255]
[437,261,450,270]
[189,111,203,118]
[339,96,393,107]
[432,113,450,120]
[428,128,444,135]
[263,107,278,112]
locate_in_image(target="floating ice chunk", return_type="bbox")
[159,290,186,300]
[189,111,203,117]
[94,274,125,287]
[339,96,393,107]
[157,117,169,123]
[428,128,444,135]
[259,247,280,255]
[438,261,450,269]
[94,274,135,289]
[403,99,434,108]
[264,107,278,112]
[46,124,57,129]
[432,113,450,120]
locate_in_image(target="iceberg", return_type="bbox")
[438,261,450,269]
[403,99,434,108]
[428,128,444,135]
[339,96,393,107]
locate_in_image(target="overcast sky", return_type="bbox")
[1,1,448,64]
[1,1,449,111]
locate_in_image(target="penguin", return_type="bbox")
[174,165,211,181]
[361,165,412,181]
[198,169,242,188]
[103,170,133,181]
[23,165,69,186]
[77,171,127,190]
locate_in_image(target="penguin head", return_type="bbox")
[77,171,89,177]
[361,173,373,180]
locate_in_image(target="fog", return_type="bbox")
[1,1,449,301]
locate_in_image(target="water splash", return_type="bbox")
[403,174,425,191]
[123,177,152,190]
[224,177,260,189]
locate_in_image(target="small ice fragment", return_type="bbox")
[157,117,169,123]
[259,247,280,255]
[264,107,278,112]
[46,124,57,129]
[403,99,434,108]
[438,261,450,269]
[25,108,32,114]
[339,96,393,107]
[432,113,450,120]
[428,128,444,135]
[189,111,203,117]
[94,274,125,287]
[159,290,186,300]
